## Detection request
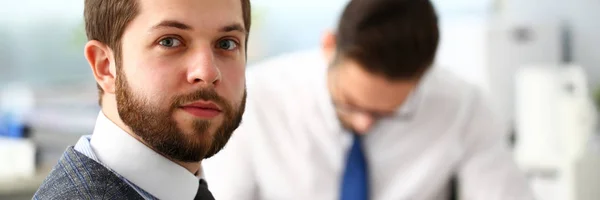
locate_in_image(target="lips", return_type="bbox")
[180,101,222,118]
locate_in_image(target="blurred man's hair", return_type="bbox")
[336,0,439,80]
[84,0,252,106]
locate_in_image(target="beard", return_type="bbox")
[115,71,246,162]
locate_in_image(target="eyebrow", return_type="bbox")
[151,20,192,31]
[220,23,247,34]
[150,20,247,34]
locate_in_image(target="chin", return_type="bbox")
[179,120,218,135]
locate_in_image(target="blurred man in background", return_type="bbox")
[203,0,534,199]
[33,0,250,199]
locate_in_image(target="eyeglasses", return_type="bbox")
[329,82,398,120]
[328,68,405,121]
[331,101,397,120]
[329,68,413,121]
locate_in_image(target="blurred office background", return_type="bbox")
[1,0,600,199]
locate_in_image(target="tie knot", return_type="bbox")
[352,133,363,145]
[194,179,215,200]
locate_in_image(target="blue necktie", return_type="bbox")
[340,134,369,200]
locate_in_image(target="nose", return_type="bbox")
[186,49,221,86]
[351,114,375,134]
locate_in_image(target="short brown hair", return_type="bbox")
[335,0,438,80]
[84,0,252,106]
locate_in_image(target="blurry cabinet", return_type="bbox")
[485,19,565,126]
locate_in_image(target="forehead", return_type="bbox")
[134,0,244,31]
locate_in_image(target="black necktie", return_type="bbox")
[194,179,215,200]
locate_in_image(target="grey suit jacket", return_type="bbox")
[33,147,146,200]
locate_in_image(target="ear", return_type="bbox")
[85,40,117,94]
[321,30,337,65]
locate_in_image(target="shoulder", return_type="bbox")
[412,67,498,126]
[247,49,326,91]
[420,67,485,107]
[247,48,325,79]
[33,147,144,200]
[244,49,328,112]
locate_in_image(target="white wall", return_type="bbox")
[247,0,349,63]
[501,0,600,87]
[435,17,489,92]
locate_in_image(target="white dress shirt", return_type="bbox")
[88,112,200,200]
[203,49,535,200]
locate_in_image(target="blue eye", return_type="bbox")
[217,39,238,50]
[158,37,182,48]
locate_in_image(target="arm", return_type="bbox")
[458,90,535,200]
[202,97,260,200]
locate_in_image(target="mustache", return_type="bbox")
[172,88,230,110]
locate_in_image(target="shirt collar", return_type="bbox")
[396,87,421,119]
[399,67,438,118]
[313,54,343,134]
[90,111,199,200]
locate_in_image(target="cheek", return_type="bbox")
[126,58,181,104]
[219,64,246,99]
[120,36,184,107]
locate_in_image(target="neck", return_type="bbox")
[123,126,203,175]
[130,131,202,174]
[176,161,202,176]
[101,102,202,175]
[125,129,203,175]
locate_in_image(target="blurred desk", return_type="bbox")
[0,130,82,200]
[0,164,52,200]
[0,84,97,199]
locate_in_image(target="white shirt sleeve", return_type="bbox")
[202,97,260,200]
[458,90,536,200]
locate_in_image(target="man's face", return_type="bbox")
[116,0,247,162]
[327,58,417,134]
